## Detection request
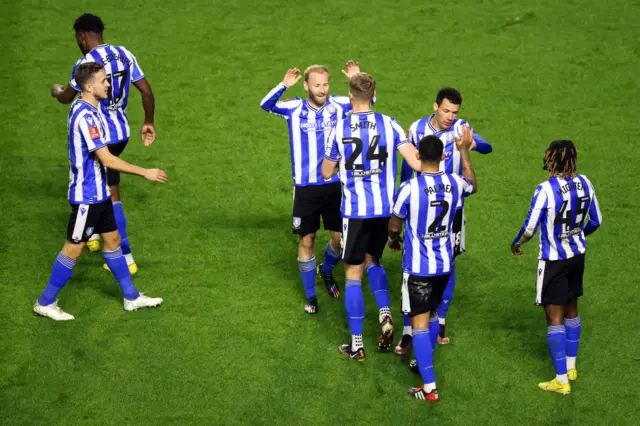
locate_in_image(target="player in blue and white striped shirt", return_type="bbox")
[35,62,166,321]
[388,133,477,402]
[396,88,493,353]
[260,61,363,314]
[322,73,422,360]
[51,13,157,275]
[511,140,601,394]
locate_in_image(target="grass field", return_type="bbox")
[1,0,640,424]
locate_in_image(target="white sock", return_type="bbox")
[423,382,436,392]
[556,374,568,384]
[379,307,392,323]
[352,334,363,351]
[403,326,412,336]
[124,253,134,265]
[567,356,576,370]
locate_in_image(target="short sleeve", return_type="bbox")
[392,181,411,219]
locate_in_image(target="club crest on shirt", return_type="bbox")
[86,227,94,237]
[293,217,301,229]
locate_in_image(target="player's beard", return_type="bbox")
[308,92,327,108]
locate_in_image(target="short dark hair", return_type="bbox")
[436,87,462,106]
[543,140,578,178]
[74,62,104,88]
[73,13,105,33]
[349,73,376,102]
[418,135,444,162]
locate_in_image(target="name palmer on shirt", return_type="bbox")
[424,183,453,195]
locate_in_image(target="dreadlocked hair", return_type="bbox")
[543,140,578,178]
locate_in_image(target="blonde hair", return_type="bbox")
[304,64,329,81]
[349,72,375,101]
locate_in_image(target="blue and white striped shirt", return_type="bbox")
[393,173,474,276]
[260,82,351,187]
[513,175,602,261]
[67,100,110,204]
[69,44,145,144]
[325,111,407,218]
[401,115,492,182]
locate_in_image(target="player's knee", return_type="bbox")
[364,254,379,269]
[299,233,316,250]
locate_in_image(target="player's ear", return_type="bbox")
[433,102,439,112]
[348,91,354,102]
[416,151,421,162]
[303,79,309,92]
[441,152,445,161]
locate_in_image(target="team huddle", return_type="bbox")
[260,62,601,401]
[34,13,603,404]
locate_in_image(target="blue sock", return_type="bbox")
[565,316,581,364]
[345,279,364,336]
[321,242,340,274]
[113,201,132,256]
[298,257,317,299]
[38,253,76,306]
[547,325,568,378]
[429,315,439,351]
[413,328,436,386]
[104,247,139,300]
[403,312,411,327]
[437,268,456,322]
[366,263,390,311]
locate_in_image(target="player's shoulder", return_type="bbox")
[576,174,595,190]
[535,181,553,197]
[396,179,412,197]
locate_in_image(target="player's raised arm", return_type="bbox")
[95,147,167,183]
[133,78,156,146]
[51,84,78,104]
[455,125,478,193]
[260,69,302,118]
[511,186,547,255]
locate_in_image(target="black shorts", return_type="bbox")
[452,207,465,258]
[292,182,342,236]
[66,199,117,243]
[536,254,585,306]
[341,217,390,265]
[401,272,450,317]
[106,140,129,186]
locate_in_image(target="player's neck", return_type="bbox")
[351,101,372,113]
[420,161,440,173]
[80,93,100,108]
[83,38,104,54]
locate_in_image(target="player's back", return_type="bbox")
[70,44,145,144]
[67,100,110,204]
[534,174,600,261]
[331,111,404,218]
[394,173,472,276]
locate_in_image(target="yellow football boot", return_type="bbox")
[538,378,571,395]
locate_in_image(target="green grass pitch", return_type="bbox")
[1,0,639,424]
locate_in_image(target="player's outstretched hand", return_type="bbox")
[141,122,156,146]
[455,124,474,151]
[283,68,301,87]
[511,244,524,255]
[144,168,168,183]
[51,84,64,98]
[341,60,361,79]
